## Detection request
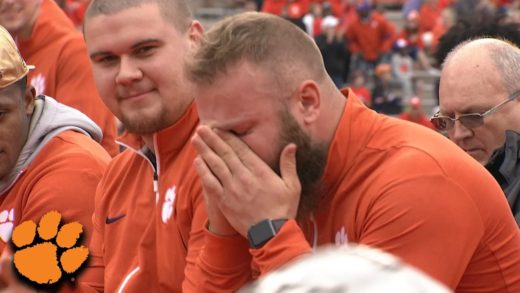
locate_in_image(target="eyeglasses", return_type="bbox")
[430,91,520,131]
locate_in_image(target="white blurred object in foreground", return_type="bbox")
[240,244,452,293]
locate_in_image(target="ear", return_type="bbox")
[187,20,204,50]
[24,86,36,116]
[294,80,321,125]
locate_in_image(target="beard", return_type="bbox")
[119,106,171,135]
[272,107,328,221]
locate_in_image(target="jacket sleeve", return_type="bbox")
[185,228,253,292]
[185,219,313,292]
[250,220,312,275]
[181,176,208,290]
[73,181,107,293]
[55,34,119,157]
[18,139,108,244]
[16,137,109,292]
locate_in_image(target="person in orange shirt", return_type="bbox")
[262,0,310,15]
[0,0,118,156]
[349,70,372,106]
[347,1,396,72]
[419,0,441,33]
[186,12,520,292]
[396,13,433,71]
[430,4,457,50]
[77,0,207,291]
[398,10,424,49]
[399,96,435,129]
[0,25,110,291]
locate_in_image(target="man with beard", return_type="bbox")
[187,12,520,292]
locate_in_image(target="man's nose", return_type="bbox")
[449,119,474,143]
[115,56,142,85]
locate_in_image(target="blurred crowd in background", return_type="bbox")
[55,0,89,27]
[55,0,520,130]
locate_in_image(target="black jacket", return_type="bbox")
[486,130,520,226]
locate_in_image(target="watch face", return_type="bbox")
[248,219,276,249]
[247,219,287,249]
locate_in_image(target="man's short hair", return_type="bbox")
[186,12,327,93]
[85,0,193,32]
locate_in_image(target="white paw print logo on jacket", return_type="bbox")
[335,226,348,246]
[0,208,15,243]
[161,186,176,224]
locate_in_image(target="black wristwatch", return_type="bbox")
[247,218,287,249]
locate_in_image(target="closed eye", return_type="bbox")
[228,130,242,136]
[229,129,252,138]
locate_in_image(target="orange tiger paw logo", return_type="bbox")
[11,211,89,285]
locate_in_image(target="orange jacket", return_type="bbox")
[190,89,520,292]
[78,103,206,292]
[0,130,110,252]
[347,12,396,61]
[17,0,118,157]
[262,0,310,16]
[419,2,441,33]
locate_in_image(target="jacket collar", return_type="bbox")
[320,88,379,197]
[154,101,198,154]
[116,102,199,173]
[486,130,520,185]
[486,129,520,222]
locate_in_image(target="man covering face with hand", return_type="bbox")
[187,12,520,293]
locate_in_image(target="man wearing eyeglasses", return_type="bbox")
[435,38,520,225]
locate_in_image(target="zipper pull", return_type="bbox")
[153,172,159,204]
